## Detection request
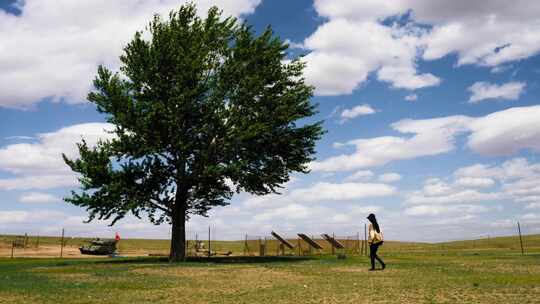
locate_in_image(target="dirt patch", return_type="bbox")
[0,245,91,258]
[0,244,156,259]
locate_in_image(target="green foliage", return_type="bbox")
[63,3,323,230]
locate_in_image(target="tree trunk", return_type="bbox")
[169,203,186,262]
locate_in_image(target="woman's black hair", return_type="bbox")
[367,213,380,233]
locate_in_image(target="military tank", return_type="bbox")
[79,238,118,255]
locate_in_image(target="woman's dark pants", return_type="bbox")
[369,241,385,269]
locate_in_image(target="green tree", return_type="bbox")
[63,3,324,262]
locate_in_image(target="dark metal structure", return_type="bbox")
[297,233,323,250]
[79,239,118,255]
[321,233,345,249]
[271,231,295,249]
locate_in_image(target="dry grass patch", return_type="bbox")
[490,263,540,274]
[0,293,39,304]
[331,266,400,274]
[133,264,305,289]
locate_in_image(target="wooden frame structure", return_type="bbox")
[297,233,323,255]
[321,233,345,255]
[271,231,294,255]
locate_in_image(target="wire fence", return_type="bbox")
[2,227,539,258]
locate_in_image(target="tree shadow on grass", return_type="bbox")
[93,255,313,265]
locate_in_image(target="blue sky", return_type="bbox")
[1,0,540,241]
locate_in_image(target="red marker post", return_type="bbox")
[115,232,121,255]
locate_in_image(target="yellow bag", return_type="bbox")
[373,232,383,243]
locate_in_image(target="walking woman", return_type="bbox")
[367,213,386,271]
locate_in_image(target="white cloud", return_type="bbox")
[403,173,506,210]
[0,122,115,175]
[421,178,454,196]
[348,205,383,215]
[0,210,33,224]
[525,203,540,210]
[516,196,540,203]
[332,142,346,149]
[0,0,261,109]
[284,39,305,50]
[404,204,489,216]
[340,104,376,122]
[377,64,440,90]
[344,170,374,182]
[0,209,172,239]
[289,182,396,203]
[0,122,114,189]
[312,105,540,172]
[5,136,34,141]
[468,81,526,103]
[453,158,540,181]
[521,213,540,221]
[303,1,540,96]
[454,177,495,188]
[0,175,78,190]
[404,94,418,101]
[0,210,66,224]
[253,204,313,222]
[313,0,403,22]
[490,65,513,74]
[454,158,540,206]
[311,115,472,172]
[490,219,516,228]
[378,173,402,183]
[406,189,505,205]
[303,16,440,95]
[19,192,59,203]
[242,180,394,211]
[502,178,540,198]
[420,1,540,67]
[466,106,540,156]
[247,201,386,234]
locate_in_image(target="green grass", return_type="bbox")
[1,248,539,303]
[1,234,539,303]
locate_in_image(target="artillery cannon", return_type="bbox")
[79,238,118,255]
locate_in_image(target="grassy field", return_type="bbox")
[1,235,539,303]
[3,233,539,257]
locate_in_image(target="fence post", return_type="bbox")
[364,224,368,257]
[331,233,335,255]
[518,221,524,255]
[244,234,248,256]
[60,228,65,258]
[357,232,360,254]
[360,235,364,255]
[195,233,198,254]
[36,234,40,249]
[11,241,14,258]
[208,226,211,257]
[184,232,188,256]
[24,233,28,248]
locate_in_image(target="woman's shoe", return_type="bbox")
[368,268,376,271]
[381,263,386,270]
